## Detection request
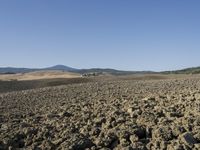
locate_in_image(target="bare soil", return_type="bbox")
[0,74,200,149]
[0,70,80,81]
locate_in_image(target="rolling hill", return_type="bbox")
[0,65,78,74]
[162,66,200,74]
[1,65,200,75]
[0,65,155,75]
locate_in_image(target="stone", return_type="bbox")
[180,132,197,147]
[134,127,146,139]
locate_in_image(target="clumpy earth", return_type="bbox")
[0,76,200,150]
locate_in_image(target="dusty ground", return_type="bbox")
[0,75,200,149]
[0,70,80,81]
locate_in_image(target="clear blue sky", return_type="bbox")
[0,0,200,71]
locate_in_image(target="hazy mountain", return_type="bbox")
[0,65,77,74]
[0,65,155,75]
[1,65,200,75]
[44,65,78,72]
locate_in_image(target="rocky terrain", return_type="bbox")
[0,75,200,149]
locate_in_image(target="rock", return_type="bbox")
[180,132,197,147]
[134,127,146,139]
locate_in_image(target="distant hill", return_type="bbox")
[0,65,77,74]
[0,67,36,74]
[44,65,78,72]
[162,66,200,74]
[1,65,200,75]
[0,65,155,75]
[78,68,155,75]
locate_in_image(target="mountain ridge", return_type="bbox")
[163,66,200,74]
[0,65,155,75]
[0,65,200,75]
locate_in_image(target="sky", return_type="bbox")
[0,0,200,71]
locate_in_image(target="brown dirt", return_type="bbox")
[0,75,200,149]
[0,70,80,81]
